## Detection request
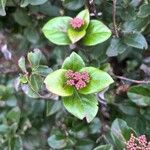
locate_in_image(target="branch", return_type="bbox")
[112,0,119,37]
[114,75,150,84]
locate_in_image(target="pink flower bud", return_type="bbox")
[65,70,90,90]
[70,17,84,29]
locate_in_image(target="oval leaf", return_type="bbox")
[82,20,111,46]
[42,16,72,45]
[62,52,85,71]
[94,145,113,150]
[63,0,84,11]
[67,28,86,43]
[111,119,135,150]
[44,69,73,96]
[128,85,150,106]
[63,93,98,123]
[79,67,114,94]
[123,32,148,49]
[76,9,90,29]
[18,56,27,73]
[138,4,150,18]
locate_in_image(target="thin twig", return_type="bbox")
[115,75,150,84]
[112,0,119,37]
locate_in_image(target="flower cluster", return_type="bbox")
[126,134,150,150]
[70,17,84,29]
[65,70,90,90]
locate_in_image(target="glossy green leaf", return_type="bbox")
[39,1,60,17]
[46,101,62,116]
[10,137,23,150]
[47,134,67,149]
[0,124,9,134]
[0,0,6,16]
[79,67,114,94]
[63,93,98,122]
[106,38,127,57]
[19,74,28,84]
[62,52,85,71]
[128,85,150,106]
[44,69,73,96]
[29,74,43,92]
[138,4,150,18]
[76,9,90,29]
[63,0,84,10]
[18,56,27,73]
[27,49,42,67]
[21,84,39,98]
[42,17,72,45]
[123,32,148,49]
[67,28,86,43]
[25,27,39,44]
[82,20,111,46]
[76,139,94,150]
[7,107,21,123]
[13,8,31,26]
[111,119,135,150]
[21,0,47,7]
[94,144,113,150]
[122,17,149,32]
[32,65,52,77]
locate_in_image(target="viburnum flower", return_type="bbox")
[125,134,150,150]
[70,17,85,29]
[44,52,113,122]
[65,70,90,90]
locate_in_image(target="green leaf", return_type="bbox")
[21,0,47,7]
[32,65,52,77]
[76,139,94,150]
[25,27,39,44]
[47,134,67,149]
[138,4,150,18]
[128,85,150,106]
[67,28,86,43]
[0,0,6,16]
[13,8,31,26]
[63,0,84,10]
[106,38,127,57]
[18,56,27,73]
[94,145,113,150]
[42,16,72,45]
[123,32,148,49]
[117,102,138,116]
[29,74,43,92]
[27,49,42,67]
[0,124,9,134]
[7,107,21,123]
[76,9,90,29]
[122,17,149,32]
[46,101,62,116]
[19,74,28,84]
[82,20,111,46]
[44,69,73,96]
[63,93,98,122]
[39,1,60,17]
[10,137,23,150]
[111,119,135,150]
[21,84,39,98]
[79,67,114,94]
[62,52,85,71]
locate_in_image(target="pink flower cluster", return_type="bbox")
[65,70,90,90]
[126,134,150,150]
[70,17,84,29]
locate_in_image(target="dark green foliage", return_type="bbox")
[0,0,150,149]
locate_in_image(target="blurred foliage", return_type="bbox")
[0,0,150,149]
